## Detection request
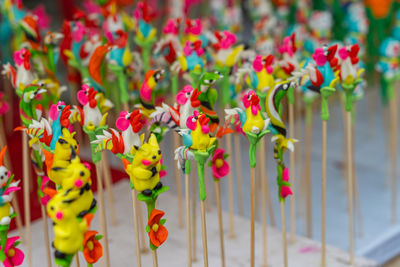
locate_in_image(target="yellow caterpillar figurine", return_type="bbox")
[126,134,163,195]
[47,191,93,259]
[52,155,96,217]
[47,128,79,185]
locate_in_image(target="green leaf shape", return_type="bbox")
[193,146,215,201]
[184,160,191,175]
[320,86,336,121]
[108,64,129,104]
[246,130,269,168]
[84,125,108,163]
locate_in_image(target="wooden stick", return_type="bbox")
[259,139,270,267]
[152,250,158,267]
[304,105,313,238]
[390,95,398,224]
[200,200,209,267]
[40,205,52,267]
[191,166,197,262]
[214,181,225,267]
[0,122,25,243]
[94,163,110,267]
[294,90,302,179]
[137,194,149,254]
[22,132,32,267]
[258,139,276,227]
[346,111,354,265]
[250,167,255,267]
[204,168,211,212]
[101,152,118,226]
[289,103,296,243]
[280,202,288,267]
[321,120,327,267]
[75,254,80,267]
[131,190,142,267]
[173,134,184,228]
[185,173,192,267]
[255,167,260,222]
[234,135,245,217]
[226,133,235,238]
[12,198,25,243]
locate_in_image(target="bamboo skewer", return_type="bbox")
[204,168,211,212]
[40,205,52,267]
[226,133,235,238]
[321,120,327,267]
[214,181,226,267]
[191,165,197,262]
[152,250,158,267]
[346,111,354,266]
[304,104,313,238]
[101,152,118,226]
[137,194,148,254]
[95,163,110,267]
[289,102,296,243]
[22,132,32,267]
[389,94,398,224]
[185,173,192,267]
[131,190,142,267]
[234,135,245,217]
[260,139,268,267]
[200,200,209,267]
[12,198,24,243]
[75,254,80,267]
[250,167,255,267]
[281,202,288,267]
[173,134,184,228]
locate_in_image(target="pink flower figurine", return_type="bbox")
[0,236,24,267]
[211,149,230,180]
[280,168,293,199]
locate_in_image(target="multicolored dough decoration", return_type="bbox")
[0,0,393,266]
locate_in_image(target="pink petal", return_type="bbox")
[159,170,167,178]
[280,186,293,199]
[9,248,24,265]
[212,148,225,162]
[282,167,289,182]
[3,258,12,267]
[211,165,222,179]
[5,237,19,251]
[218,161,230,177]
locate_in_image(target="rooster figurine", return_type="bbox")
[225,90,269,135]
[72,84,113,129]
[2,48,37,90]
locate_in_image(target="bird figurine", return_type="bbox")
[182,111,217,151]
[225,90,269,135]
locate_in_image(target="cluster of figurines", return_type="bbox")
[0,0,392,266]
